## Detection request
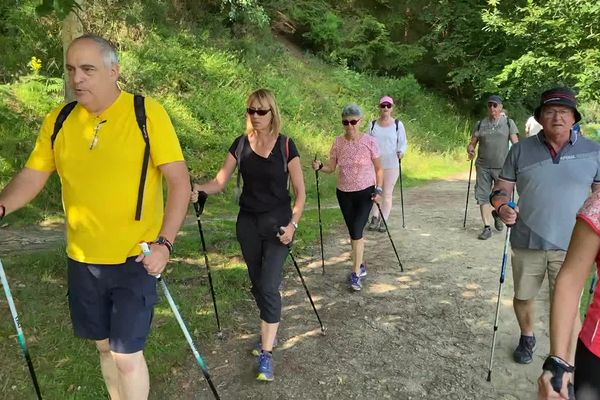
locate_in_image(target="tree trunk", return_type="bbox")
[61,1,83,102]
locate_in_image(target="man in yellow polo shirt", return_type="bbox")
[0,34,190,399]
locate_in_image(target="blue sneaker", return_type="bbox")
[349,272,362,291]
[257,352,274,382]
[251,336,278,357]
[358,264,367,278]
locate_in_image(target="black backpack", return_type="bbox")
[51,95,150,221]
[370,119,400,135]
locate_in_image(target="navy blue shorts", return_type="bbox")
[67,257,158,354]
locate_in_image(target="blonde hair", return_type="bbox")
[245,88,282,136]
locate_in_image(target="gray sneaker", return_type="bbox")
[376,219,387,233]
[492,211,504,231]
[513,335,536,364]
[478,226,492,240]
[367,216,379,231]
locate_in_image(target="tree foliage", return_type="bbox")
[482,0,600,102]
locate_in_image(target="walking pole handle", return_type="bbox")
[500,201,517,228]
[193,191,208,216]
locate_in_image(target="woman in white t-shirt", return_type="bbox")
[367,96,408,232]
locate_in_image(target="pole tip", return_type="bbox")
[486,371,491,382]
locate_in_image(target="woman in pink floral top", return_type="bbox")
[538,189,600,399]
[312,104,383,291]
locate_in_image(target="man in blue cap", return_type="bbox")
[492,87,600,365]
[467,95,519,239]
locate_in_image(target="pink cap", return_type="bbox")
[379,96,394,105]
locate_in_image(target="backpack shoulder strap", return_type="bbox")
[51,101,77,149]
[279,134,289,174]
[134,94,150,221]
[370,120,376,134]
[235,135,247,191]
[477,120,482,131]
[395,119,400,133]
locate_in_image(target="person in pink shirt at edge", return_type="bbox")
[367,95,407,232]
[538,191,600,400]
[313,103,383,291]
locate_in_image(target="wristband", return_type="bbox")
[0,205,5,221]
[374,186,383,195]
[153,236,173,254]
[489,189,509,204]
[290,221,298,230]
[542,355,574,394]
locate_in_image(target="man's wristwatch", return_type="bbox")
[153,236,173,254]
[374,186,383,195]
[291,221,298,230]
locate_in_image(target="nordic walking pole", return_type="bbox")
[192,189,222,338]
[486,201,517,382]
[463,158,474,228]
[374,202,404,271]
[314,154,325,275]
[399,159,405,228]
[280,229,326,334]
[140,244,221,400]
[0,259,43,400]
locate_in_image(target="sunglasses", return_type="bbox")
[487,103,499,108]
[380,103,393,109]
[247,108,271,116]
[342,119,360,126]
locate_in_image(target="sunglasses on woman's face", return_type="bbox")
[380,103,393,109]
[342,119,360,126]
[247,108,271,116]
[487,103,499,109]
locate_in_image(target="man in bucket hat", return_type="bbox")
[491,87,600,365]
[467,94,519,240]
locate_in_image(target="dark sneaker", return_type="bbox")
[251,336,278,357]
[257,352,274,381]
[349,272,362,291]
[367,216,379,231]
[492,211,504,231]
[377,219,387,233]
[358,264,367,278]
[478,226,492,240]
[513,335,536,364]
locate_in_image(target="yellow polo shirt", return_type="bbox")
[26,91,184,264]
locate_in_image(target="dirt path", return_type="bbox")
[175,175,549,400]
[0,175,548,399]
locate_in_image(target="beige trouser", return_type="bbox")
[511,248,566,301]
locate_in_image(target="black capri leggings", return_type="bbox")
[236,207,291,324]
[336,186,374,240]
[574,339,600,400]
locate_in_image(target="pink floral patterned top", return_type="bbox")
[577,190,600,357]
[330,134,380,192]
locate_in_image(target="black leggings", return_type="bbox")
[336,186,374,240]
[236,207,291,324]
[575,339,600,399]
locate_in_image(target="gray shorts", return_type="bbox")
[475,166,501,205]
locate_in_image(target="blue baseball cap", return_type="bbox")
[487,95,503,105]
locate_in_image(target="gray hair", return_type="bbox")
[70,34,120,67]
[341,103,364,118]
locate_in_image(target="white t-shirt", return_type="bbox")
[369,119,408,169]
[525,116,542,137]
